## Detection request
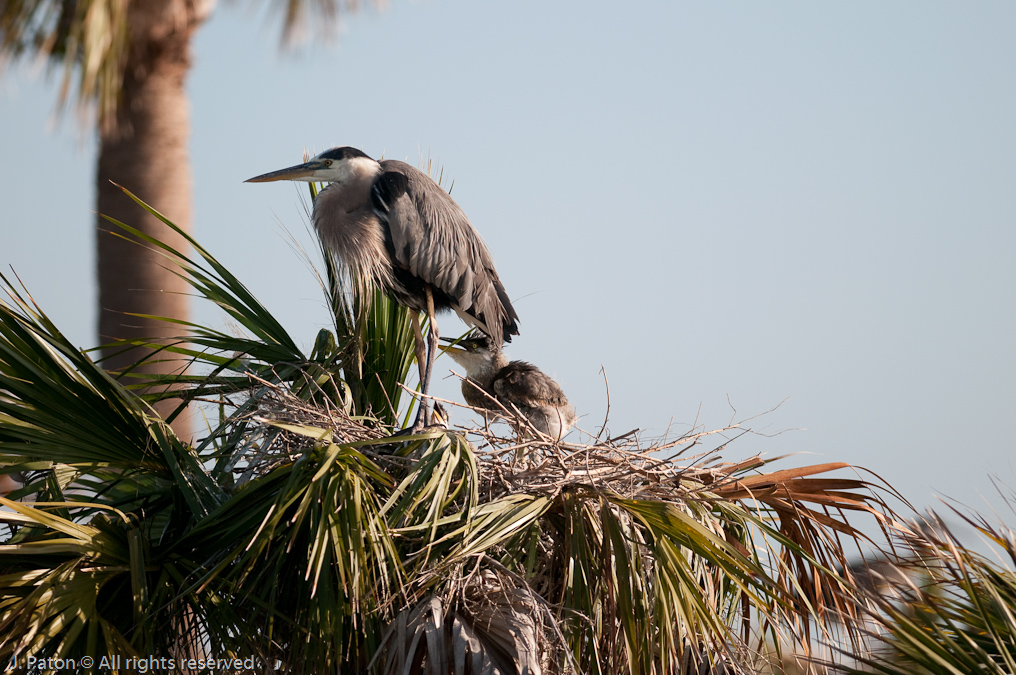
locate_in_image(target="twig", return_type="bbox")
[595,366,611,443]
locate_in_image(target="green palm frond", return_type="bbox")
[192,428,401,670]
[0,275,222,515]
[834,509,1016,675]
[106,185,301,355]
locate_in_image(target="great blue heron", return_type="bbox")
[246,147,519,431]
[442,336,576,440]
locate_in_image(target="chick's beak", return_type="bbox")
[439,342,465,355]
[439,336,477,355]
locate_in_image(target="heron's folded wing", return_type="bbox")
[492,362,569,408]
[373,160,519,341]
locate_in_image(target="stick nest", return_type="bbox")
[225,377,896,541]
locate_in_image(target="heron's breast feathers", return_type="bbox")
[313,187,395,296]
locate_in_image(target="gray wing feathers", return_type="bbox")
[377,160,516,339]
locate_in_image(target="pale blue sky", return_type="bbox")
[3,1,1015,523]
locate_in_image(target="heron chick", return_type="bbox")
[442,337,576,440]
[247,147,519,431]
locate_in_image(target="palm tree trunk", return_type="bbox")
[96,1,210,442]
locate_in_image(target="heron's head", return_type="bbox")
[440,335,500,375]
[245,147,379,184]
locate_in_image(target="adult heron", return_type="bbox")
[246,147,519,431]
[442,336,576,440]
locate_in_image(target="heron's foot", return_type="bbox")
[392,423,426,438]
[389,412,428,438]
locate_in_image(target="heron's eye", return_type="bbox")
[325,160,333,166]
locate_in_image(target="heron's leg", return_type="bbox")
[408,310,429,431]
[422,287,439,396]
[410,288,440,431]
[409,311,428,387]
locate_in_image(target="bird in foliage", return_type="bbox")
[442,335,576,440]
[247,147,519,431]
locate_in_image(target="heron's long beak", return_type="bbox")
[245,159,329,183]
